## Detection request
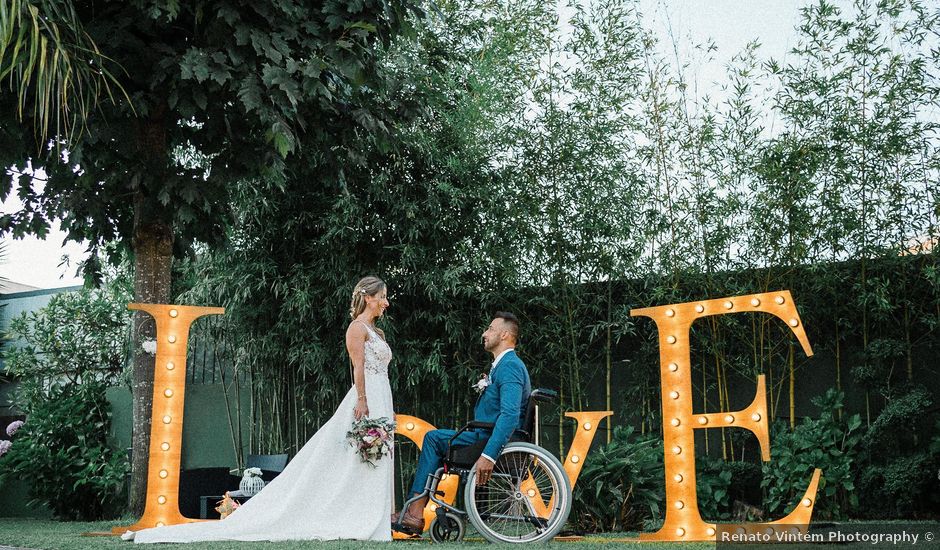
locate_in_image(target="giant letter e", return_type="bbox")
[632,291,822,542]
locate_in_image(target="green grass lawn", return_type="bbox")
[0,519,715,550]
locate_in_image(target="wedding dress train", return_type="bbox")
[133,323,395,543]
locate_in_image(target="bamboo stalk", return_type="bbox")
[788,342,795,430]
[605,282,612,444]
[835,323,842,420]
[702,351,708,455]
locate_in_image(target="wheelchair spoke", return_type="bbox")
[469,447,566,541]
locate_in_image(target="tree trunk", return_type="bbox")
[129,217,173,516]
[129,101,172,516]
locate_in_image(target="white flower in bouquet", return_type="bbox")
[473,374,490,394]
[244,467,263,478]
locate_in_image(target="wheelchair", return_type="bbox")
[395,389,572,543]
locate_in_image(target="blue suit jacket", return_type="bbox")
[473,350,531,459]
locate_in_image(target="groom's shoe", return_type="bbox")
[391,512,425,536]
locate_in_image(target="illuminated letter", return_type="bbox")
[394,411,608,534]
[393,415,460,537]
[113,304,224,533]
[630,291,821,542]
[562,411,612,487]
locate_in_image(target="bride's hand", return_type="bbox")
[354,398,369,420]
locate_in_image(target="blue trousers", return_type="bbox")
[410,428,489,496]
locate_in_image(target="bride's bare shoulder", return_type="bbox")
[346,321,368,339]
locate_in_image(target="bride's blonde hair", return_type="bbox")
[349,276,386,319]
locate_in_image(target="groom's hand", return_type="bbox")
[474,456,495,485]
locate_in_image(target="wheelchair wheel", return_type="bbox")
[464,441,572,543]
[429,512,465,543]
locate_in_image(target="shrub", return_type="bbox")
[572,426,664,532]
[761,389,863,520]
[0,382,128,520]
[0,285,130,519]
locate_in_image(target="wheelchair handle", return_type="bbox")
[530,388,557,403]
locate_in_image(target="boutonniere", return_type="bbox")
[473,373,491,394]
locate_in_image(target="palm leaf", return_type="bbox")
[0,0,130,145]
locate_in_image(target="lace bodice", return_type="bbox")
[361,323,392,376]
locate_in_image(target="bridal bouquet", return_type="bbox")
[346,417,395,468]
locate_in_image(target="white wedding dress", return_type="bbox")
[133,323,395,543]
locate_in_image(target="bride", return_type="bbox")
[130,276,395,543]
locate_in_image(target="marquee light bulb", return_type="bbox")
[583,422,592,431]
[666,309,675,317]
[167,335,177,343]
[159,469,168,478]
[161,442,170,451]
[672,446,682,455]
[698,417,708,425]
[775,296,785,304]
[789,318,799,327]
[802,498,812,507]
[673,473,683,483]
[750,298,761,306]
[164,389,173,398]
[725,415,735,423]
[676,528,685,537]
[695,304,704,313]
[157,495,166,504]
[571,455,580,463]
[707,527,716,536]
[724,301,733,309]
[668,362,678,372]
[405,422,415,431]
[166,361,175,370]
[670,391,680,400]
[752,413,761,421]
[666,335,677,344]
[671,418,680,427]
[675,500,684,509]
[162,415,171,424]
[169,309,179,318]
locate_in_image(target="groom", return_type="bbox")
[394,311,531,534]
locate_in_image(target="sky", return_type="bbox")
[1,175,88,290]
[0,0,807,290]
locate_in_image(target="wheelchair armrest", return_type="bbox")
[446,421,496,449]
[466,421,495,430]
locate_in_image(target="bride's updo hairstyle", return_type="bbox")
[349,276,386,319]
